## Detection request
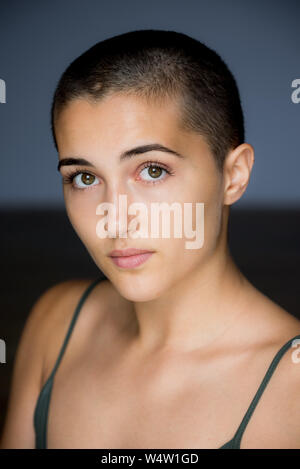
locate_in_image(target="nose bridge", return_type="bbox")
[104,179,132,238]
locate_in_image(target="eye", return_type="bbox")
[74,172,99,188]
[63,171,100,190]
[138,161,173,184]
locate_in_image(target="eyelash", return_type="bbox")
[62,160,175,190]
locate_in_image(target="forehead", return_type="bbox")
[56,93,182,139]
[55,92,212,164]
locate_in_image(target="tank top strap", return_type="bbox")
[230,333,300,448]
[47,276,104,380]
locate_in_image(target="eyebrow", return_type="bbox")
[57,143,185,171]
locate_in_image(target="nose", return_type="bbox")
[111,192,129,239]
[96,189,133,239]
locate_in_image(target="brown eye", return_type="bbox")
[81,173,95,185]
[147,166,162,178]
[139,164,168,183]
[73,172,100,189]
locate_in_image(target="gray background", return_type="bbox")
[0,0,299,208]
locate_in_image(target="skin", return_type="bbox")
[56,92,256,352]
[1,92,300,449]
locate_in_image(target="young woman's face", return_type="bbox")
[55,93,226,301]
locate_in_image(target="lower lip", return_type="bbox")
[110,252,154,269]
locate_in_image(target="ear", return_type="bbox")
[223,143,255,206]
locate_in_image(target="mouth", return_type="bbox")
[108,248,155,269]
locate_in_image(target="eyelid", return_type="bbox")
[139,159,170,170]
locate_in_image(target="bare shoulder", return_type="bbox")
[244,281,300,343]
[38,277,114,382]
[268,303,300,441]
[240,281,300,386]
[29,277,102,368]
[0,276,111,448]
[38,275,121,337]
[244,289,300,447]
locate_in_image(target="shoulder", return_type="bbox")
[254,306,300,448]
[261,329,300,448]
[16,278,103,384]
[36,277,111,383]
[244,284,300,347]
[0,276,109,448]
[226,286,300,448]
[274,326,300,448]
[26,278,99,353]
[23,275,114,386]
[17,277,99,369]
[252,294,300,392]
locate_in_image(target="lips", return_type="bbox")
[109,248,154,257]
[108,248,155,269]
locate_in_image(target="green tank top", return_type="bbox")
[33,276,300,449]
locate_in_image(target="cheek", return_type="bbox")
[159,193,221,270]
[156,235,206,278]
[65,197,99,247]
[186,173,223,246]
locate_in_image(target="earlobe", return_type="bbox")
[222,143,255,206]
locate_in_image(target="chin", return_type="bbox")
[107,269,166,303]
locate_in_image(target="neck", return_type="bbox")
[128,246,252,355]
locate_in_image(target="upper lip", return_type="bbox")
[109,248,154,257]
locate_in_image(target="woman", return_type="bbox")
[1,29,300,449]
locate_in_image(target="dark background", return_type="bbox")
[0,0,300,439]
[1,206,300,436]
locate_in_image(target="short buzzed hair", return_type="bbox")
[51,29,245,172]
